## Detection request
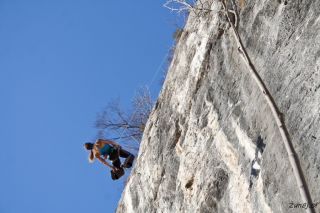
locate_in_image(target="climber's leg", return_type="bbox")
[110,158,125,180]
[119,149,135,168]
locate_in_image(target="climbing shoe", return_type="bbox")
[110,170,118,180]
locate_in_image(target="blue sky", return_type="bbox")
[0,1,179,212]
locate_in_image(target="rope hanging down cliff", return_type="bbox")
[117,40,176,145]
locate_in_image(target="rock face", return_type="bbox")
[116,0,320,212]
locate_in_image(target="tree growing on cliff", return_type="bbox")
[94,85,154,152]
[164,0,314,211]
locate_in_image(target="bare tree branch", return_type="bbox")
[164,0,194,15]
[94,85,155,152]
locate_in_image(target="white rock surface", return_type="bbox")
[116,0,320,212]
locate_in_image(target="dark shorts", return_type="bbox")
[109,148,135,180]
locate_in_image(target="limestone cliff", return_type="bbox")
[116,0,320,212]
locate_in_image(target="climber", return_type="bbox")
[83,139,134,180]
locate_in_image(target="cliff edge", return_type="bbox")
[116,0,320,212]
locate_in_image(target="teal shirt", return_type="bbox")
[99,143,112,155]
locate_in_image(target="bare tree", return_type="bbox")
[95,85,155,152]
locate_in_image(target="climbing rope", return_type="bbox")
[117,39,176,145]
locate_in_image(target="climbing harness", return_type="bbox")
[108,147,120,162]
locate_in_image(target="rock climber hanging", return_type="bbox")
[83,139,134,180]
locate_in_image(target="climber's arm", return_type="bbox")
[94,152,115,171]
